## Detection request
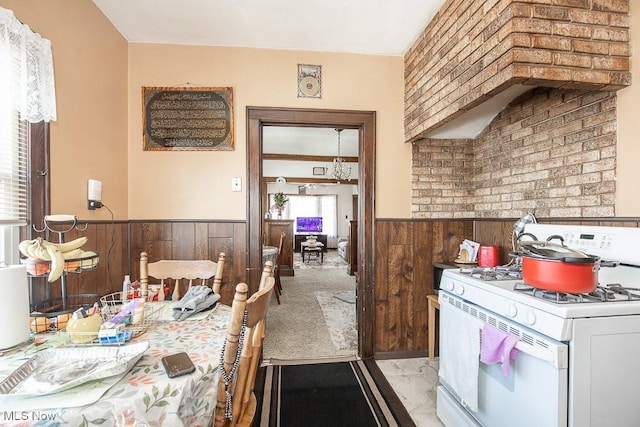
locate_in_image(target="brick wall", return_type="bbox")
[412,138,474,218]
[412,87,617,218]
[405,0,630,142]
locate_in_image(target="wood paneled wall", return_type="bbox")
[373,217,640,355]
[29,221,129,311]
[128,221,246,306]
[374,219,473,353]
[34,217,640,357]
[33,220,247,309]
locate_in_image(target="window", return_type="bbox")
[269,194,338,236]
[0,7,57,264]
[0,109,28,265]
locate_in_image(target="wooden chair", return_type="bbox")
[214,277,275,427]
[260,261,273,290]
[139,252,225,300]
[273,231,286,303]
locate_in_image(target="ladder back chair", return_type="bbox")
[273,231,286,303]
[214,277,275,427]
[260,261,273,290]
[139,252,226,300]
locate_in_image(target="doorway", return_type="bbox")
[246,107,376,358]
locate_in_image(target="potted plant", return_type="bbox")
[272,192,289,219]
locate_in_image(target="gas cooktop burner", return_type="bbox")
[459,265,522,281]
[514,282,640,303]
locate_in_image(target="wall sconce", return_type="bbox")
[87,179,103,210]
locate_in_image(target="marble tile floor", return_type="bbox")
[376,357,444,427]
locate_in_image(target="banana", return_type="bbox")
[18,239,37,258]
[28,238,51,260]
[20,237,90,281]
[45,244,64,282]
[62,248,84,260]
[19,237,87,260]
[52,237,88,253]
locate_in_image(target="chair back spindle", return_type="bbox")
[139,251,225,301]
[214,277,275,426]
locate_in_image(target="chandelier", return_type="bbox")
[330,128,351,183]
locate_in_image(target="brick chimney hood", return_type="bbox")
[404,0,631,141]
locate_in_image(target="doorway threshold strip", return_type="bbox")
[259,360,401,427]
[261,355,358,367]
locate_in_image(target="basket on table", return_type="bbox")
[99,292,161,338]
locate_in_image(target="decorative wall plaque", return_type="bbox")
[142,86,234,151]
[297,64,321,98]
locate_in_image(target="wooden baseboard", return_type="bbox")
[373,350,428,360]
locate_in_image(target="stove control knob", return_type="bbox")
[455,284,464,295]
[444,281,454,292]
[507,304,518,317]
[524,311,536,325]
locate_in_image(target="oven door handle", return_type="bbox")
[513,340,567,369]
[476,324,566,368]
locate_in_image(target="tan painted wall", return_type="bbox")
[616,1,640,217]
[1,0,129,220]
[128,44,408,219]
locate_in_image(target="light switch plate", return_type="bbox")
[231,177,242,192]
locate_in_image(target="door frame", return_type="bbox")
[246,106,376,358]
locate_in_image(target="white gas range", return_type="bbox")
[436,223,640,427]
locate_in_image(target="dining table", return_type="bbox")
[0,301,231,426]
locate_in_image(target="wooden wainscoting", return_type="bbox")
[32,221,129,309]
[129,221,246,305]
[374,219,473,354]
[373,217,640,357]
[31,220,247,310]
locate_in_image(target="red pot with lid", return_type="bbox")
[477,245,500,267]
[517,239,600,293]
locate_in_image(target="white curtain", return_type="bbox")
[0,6,57,123]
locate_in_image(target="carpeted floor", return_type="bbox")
[263,253,357,362]
[293,249,349,269]
[259,360,400,427]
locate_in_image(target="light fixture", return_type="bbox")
[330,129,351,183]
[87,179,103,210]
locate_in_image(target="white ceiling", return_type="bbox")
[263,127,358,182]
[91,0,447,56]
[263,127,358,156]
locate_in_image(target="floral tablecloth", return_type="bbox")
[0,303,231,426]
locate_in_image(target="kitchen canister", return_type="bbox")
[0,265,31,349]
[477,244,500,267]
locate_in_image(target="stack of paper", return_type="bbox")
[457,239,480,262]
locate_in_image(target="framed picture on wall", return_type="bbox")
[313,167,326,176]
[298,186,307,195]
[297,64,322,98]
[142,86,234,151]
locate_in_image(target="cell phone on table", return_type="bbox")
[161,352,196,378]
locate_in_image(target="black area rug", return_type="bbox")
[259,360,407,427]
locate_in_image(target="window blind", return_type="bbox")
[0,107,28,226]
